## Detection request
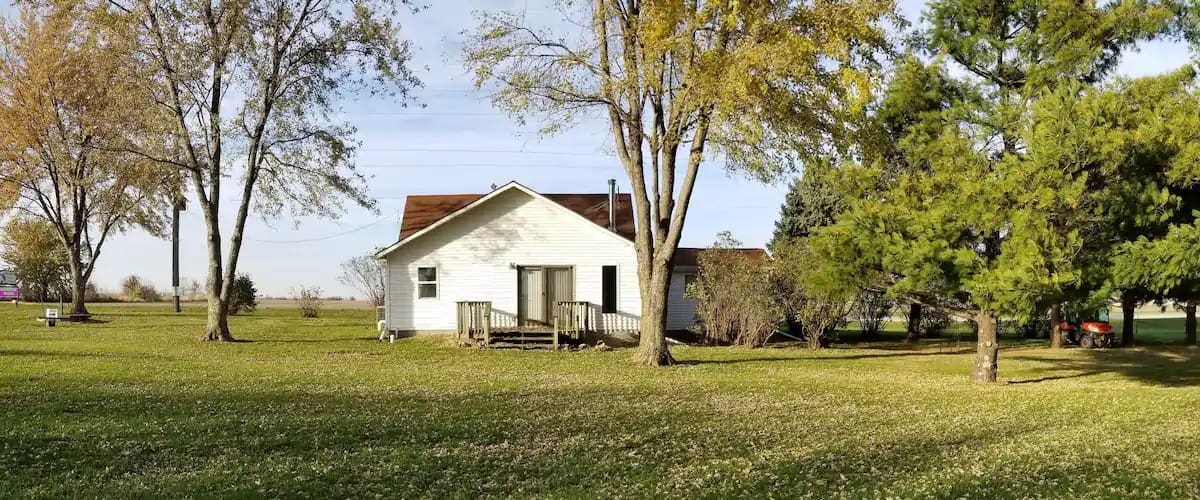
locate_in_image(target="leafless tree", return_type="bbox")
[338,255,385,307]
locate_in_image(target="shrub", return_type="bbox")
[180,278,204,301]
[855,290,893,339]
[338,256,385,307]
[228,274,258,314]
[294,286,323,318]
[120,275,142,299]
[917,307,952,337]
[772,239,853,349]
[78,282,124,303]
[138,286,162,302]
[121,275,160,302]
[688,233,778,347]
[999,308,1050,338]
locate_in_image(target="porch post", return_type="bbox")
[484,302,492,344]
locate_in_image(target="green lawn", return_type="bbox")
[1110,317,1194,344]
[3,304,1200,498]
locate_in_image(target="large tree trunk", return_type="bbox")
[66,257,89,317]
[69,273,87,317]
[202,284,233,341]
[1120,293,1136,347]
[1186,302,1197,346]
[1049,303,1063,349]
[905,302,922,343]
[971,311,999,382]
[633,265,674,366]
[203,295,233,341]
[201,204,234,342]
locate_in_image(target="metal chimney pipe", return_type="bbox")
[607,178,617,231]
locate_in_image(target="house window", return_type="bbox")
[683,273,697,290]
[417,267,438,298]
[601,265,617,313]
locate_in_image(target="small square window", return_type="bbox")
[683,273,697,289]
[417,266,438,298]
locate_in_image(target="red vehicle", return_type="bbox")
[1060,307,1114,348]
[0,269,17,301]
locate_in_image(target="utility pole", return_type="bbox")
[171,199,182,313]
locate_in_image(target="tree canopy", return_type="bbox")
[772,165,846,247]
[466,0,897,365]
[808,0,1178,381]
[0,0,171,315]
[106,0,419,340]
[0,217,69,302]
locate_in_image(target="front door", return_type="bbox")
[545,267,574,326]
[518,266,574,327]
[518,267,546,326]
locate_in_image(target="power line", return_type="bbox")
[362,111,507,116]
[416,87,484,93]
[246,217,389,244]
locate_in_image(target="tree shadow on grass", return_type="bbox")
[64,318,111,325]
[675,356,800,366]
[94,312,195,318]
[677,347,975,366]
[12,381,1181,498]
[1005,372,1096,385]
[823,348,975,360]
[253,337,380,343]
[6,316,110,326]
[833,333,1045,351]
[0,383,1056,498]
[0,348,169,360]
[1008,347,1200,387]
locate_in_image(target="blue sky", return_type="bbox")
[2,0,1195,297]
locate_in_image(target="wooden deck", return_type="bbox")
[455,300,592,349]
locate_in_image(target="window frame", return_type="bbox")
[683,273,698,291]
[416,266,438,299]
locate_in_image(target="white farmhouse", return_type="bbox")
[374,181,762,346]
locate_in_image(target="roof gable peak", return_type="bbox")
[374,182,635,258]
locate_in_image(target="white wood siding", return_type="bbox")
[667,270,699,331]
[385,188,641,333]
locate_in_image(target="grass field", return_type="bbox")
[3,304,1200,498]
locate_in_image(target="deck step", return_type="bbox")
[489,336,556,343]
[488,342,558,350]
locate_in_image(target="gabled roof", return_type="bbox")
[672,247,768,268]
[399,193,635,241]
[375,182,635,258]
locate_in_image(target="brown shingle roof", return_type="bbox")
[398,191,637,241]
[398,194,481,239]
[672,247,767,267]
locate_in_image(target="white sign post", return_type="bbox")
[45,308,58,327]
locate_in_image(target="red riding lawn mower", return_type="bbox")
[1059,307,1115,348]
